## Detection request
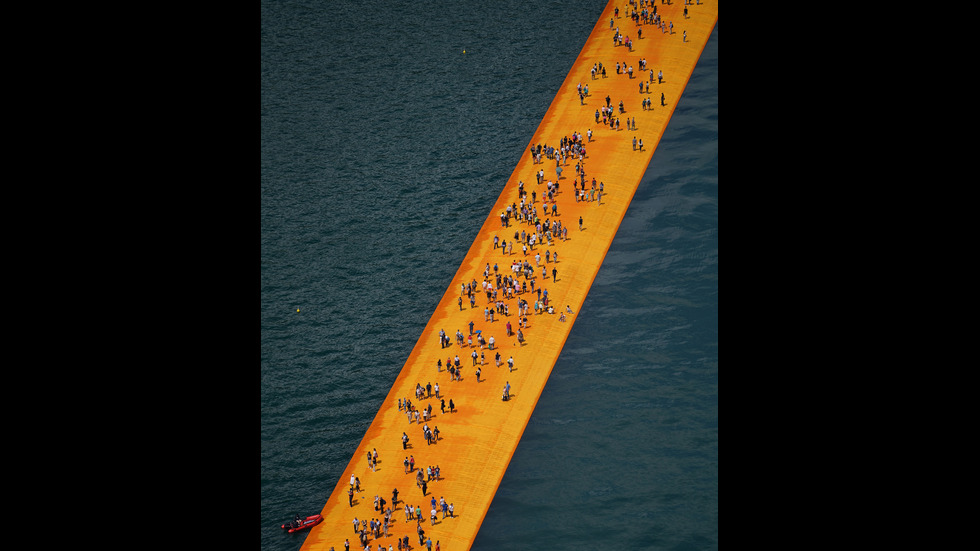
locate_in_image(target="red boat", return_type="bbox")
[281,514,323,533]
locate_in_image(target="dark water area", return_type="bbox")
[261,1,716,549]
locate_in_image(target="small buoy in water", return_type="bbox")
[296,309,300,312]
[463,49,466,54]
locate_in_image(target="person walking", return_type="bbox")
[552,267,557,281]
[579,216,583,230]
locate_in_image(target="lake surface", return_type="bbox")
[261,1,717,549]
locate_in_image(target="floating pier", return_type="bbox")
[299,2,717,549]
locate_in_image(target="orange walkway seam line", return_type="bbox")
[299,2,717,550]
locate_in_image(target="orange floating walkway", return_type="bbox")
[300,2,717,550]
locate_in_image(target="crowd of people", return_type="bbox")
[328,2,707,549]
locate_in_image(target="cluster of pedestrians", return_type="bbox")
[597,0,712,155]
[333,5,710,549]
[527,133,587,167]
[346,414,455,550]
[346,505,444,551]
[341,369,460,549]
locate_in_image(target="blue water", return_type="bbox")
[261,1,716,550]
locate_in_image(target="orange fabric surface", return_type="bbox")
[300,2,717,550]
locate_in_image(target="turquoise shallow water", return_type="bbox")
[261,1,716,549]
